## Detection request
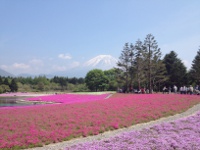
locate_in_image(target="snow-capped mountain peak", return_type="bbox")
[84,55,118,69]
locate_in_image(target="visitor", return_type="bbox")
[189,85,194,95]
[162,86,167,94]
[183,86,187,94]
[180,86,183,94]
[141,88,145,94]
[168,87,172,94]
[173,85,177,93]
[195,85,200,95]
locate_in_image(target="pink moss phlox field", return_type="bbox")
[67,110,200,150]
[26,93,110,104]
[0,94,200,149]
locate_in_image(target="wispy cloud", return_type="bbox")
[70,61,80,68]
[182,60,192,71]
[0,63,31,75]
[29,59,44,66]
[58,54,72,60]
[52,65,67,71]
[52,61,80,72]
[13,63,30,69]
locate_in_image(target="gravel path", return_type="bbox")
[26,103,200,150]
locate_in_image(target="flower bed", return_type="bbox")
[26,93,110,104]
[68,110,200,150]
[0,94,200,149]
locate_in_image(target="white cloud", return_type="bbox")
[29,59,44,66]
[182,60,191,70]
[70,61,80,68]
[13,63,30,69]
[0,65,8,70]
[0,63,31,75]
[52,65,67,71]
[52,61,80,72]
[58,54,72,60]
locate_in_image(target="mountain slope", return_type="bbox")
[84,55,118,69]
[0,68,14,77]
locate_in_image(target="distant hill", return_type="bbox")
[0,68,14,77]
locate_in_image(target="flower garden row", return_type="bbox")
[0,94,200,149]
[67,110,200,150]
[26,93,110,104]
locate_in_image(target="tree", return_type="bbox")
[134,39,145,90]
[163,51,187,87]
[37,82,45,91]
[10,78,18,92]
[0,76,3,85]
[51,76,68,91]
[0,84,10,93]
[151,59,168,92]
[143,34,163,93]
[190,47,200,84]
[3,78,10,86]
[104,69,118,91]
[85,69,109,91]
[117,43,135,92]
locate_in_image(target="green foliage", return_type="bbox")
[116,34,166,93]
[3,78,10,86]
[190,47,200,84]
[0,76,3,85]
[0,75,86,93]
[85,69,109,91]
[10,78,18,92]
[104,69,118,91]
[17,82,32,92]
[134,39,145,89]
[117,43,135,90]
[0,84,10,93]
[142,34,164,92]
[72,84,89,92]
[163,51,187,87]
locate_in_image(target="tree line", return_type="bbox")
[0,76,86,93]
[85,34,200,92]
[0,34,200,93]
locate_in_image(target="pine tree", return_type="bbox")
[117,43,135,92]
[3,78,10,86]
[10,78,18,92]
[163,51,187,87]
[143,34,163,93]
[134,39,145,90]
[129,43,135,87]
[0,76,3,85]
[190,47,200,84]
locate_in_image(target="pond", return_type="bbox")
[0,96,41,107]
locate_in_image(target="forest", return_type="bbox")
[0,34,200,94]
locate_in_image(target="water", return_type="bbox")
[0,97,40,107]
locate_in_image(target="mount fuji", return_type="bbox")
[83,55,118,69]
[57,55,118,77]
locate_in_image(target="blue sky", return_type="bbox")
[0,0,200,76]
